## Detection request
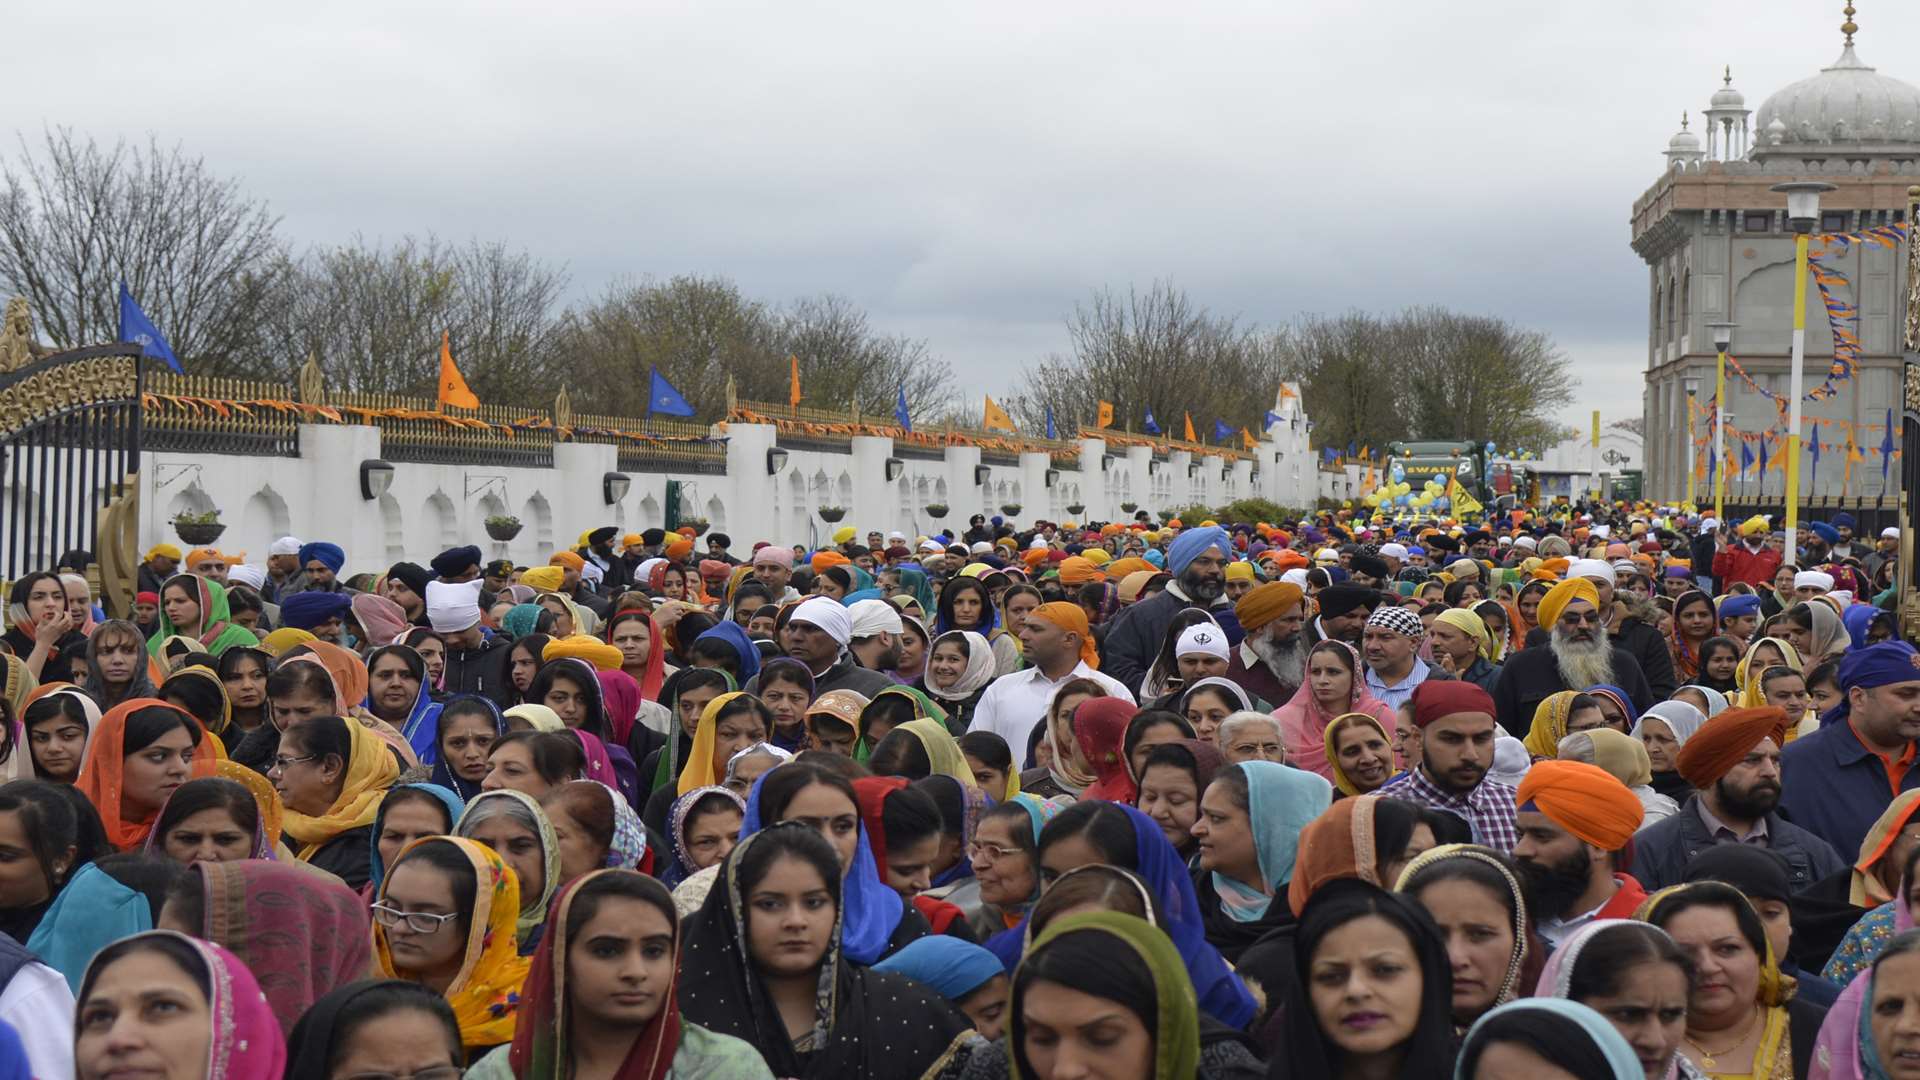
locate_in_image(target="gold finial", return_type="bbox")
[554,386,573,430]
[297,349,325,405]
[1724,64,1732,86]
[1681,111,1690,130]
[1842,2,1857,46]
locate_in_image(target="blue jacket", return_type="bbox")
[1629,795,1845,893]
[1780,720,1920,858]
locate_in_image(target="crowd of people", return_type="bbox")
[0,502,1910,1079]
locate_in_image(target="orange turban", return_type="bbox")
[664,537,694,561]
[811,550,850,573]
[1534,577,1598,632]
[1676,706,1788,789]
[1107,557,1154,578]
[1022,549,1050,570]
[1264,549,1310,572]
[1029,602,1098,669]
[185,547,225,567]
[1515,760,1643,851]
[1236,582,1304,633]
[1057,556,1106,586]
[548,551,585,572]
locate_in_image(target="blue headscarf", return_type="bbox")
[28,864,154,992]
[934,578,1000,637]
[367,783,467,893]
[1458,1000,1642,1080]
[1845,604,1895,652]
[364,644,443,762]
[694,620,761,683]
[740,766,902,965]
[1212,761,1332,923]
[1143,549,1166,568]
[1583,684,1641,725]
[983,802,1256,1029]
[425,695,508,797]
[873,936,1003,1002]
[1168,525,1231,576]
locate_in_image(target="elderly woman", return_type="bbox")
[1216,710,1286,765]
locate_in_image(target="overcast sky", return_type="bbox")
[16,1,1915,432]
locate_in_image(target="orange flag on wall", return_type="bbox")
[438,331,479,410]
[1183,413,1197,442]
[1096,400,1114,428]
[1241,427,1256,450]
[789,356,802,409]
[983,396,1016,432]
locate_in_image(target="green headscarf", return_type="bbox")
[147,574,260,658]
[1012,912,1199,1080]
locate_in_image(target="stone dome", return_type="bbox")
[1668,119,1701,154]
[1752,44,1920,154]
[1710,69,1746,110]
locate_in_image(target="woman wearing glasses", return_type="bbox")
[370,836,531,1057]
[270,716,401,890]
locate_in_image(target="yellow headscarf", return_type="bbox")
[259,628,316,658]
[1325,712,1393,796]
[373,836,530,1050]
[281,717,400,858]
[677,691,747,795]
[897,718,979,791]
[1524,691,1583,759]
[1733,636,1804,709]
[1637,883,1795,1009]
[504,704,566,732]
[1432,608,1494,662]
[1850,790,1920,907]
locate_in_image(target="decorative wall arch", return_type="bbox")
[835,471,853,508]
[378,494,404,562]
[521,493,554,555]
[638,494,661,530]
[705,495,727,531]
[240,487,291,553]
[415,491,456,557]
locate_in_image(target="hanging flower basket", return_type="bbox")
[1120,502,1139,514]
[173,514,226,546]
[818,506,847,523]
[683,517,711,537]
[1000,503,1022,517]
[925,504,950,519]
[485,515,523,542]
[1066,503,1086,516]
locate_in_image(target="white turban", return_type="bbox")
[1378,543,1408,560]
[790,597,852,646]
[1568,558,1614,583]
[268,536,303,557]
[426,579,484,633]
[1793,570,1834,593]
[847,598,904,639]
[226,564,266,591]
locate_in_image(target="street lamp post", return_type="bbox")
[1708,321,1737,521]
[1770,181,1836,546]
[1682,375,1701,508]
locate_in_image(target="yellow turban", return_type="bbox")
[144,543,182,563]
[1739,515,1770,537]
[1082,549,1112,567]
[542,634,624,671]
[1224,562,1256,583]
[521,566,566,592]
[621,533,644,551]
[832,526,857,545]
[1535,577,1599,632]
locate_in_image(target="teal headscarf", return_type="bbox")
[502,603,544,639]
[28,863,155,991]
[1212,760,1331,923]
[898,566,938,614]
[1457,999,1642,1080]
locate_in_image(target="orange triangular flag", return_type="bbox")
[789,356,802,408]
[1241,427,1256,450]
[983,395,1016,433]
[1096,400,1115,429]
[438,331,479,410]
[1183,412,1197,442]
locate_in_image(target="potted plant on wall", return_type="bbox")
[1000,503,1022,517]
[1066,502,1085,516]
[485,515,523,541]
[925,503,949,519]
[172,509,226,545]
[1120,501,1138,515]
[817,506,847,523]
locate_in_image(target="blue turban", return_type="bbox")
[1810,522,1840,544]
[872,936,1004,1002]
[1717,594,1761,621]
[1143,549,1166,568]
[297,541,346,574]
[1822,641,1920,727]
[1168,525,1231,576]
[281,591,352,630]
[430,544,482,579]
[1834,512,1856,529]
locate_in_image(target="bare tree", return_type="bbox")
[256,235,568,399]
[0,128,286,368]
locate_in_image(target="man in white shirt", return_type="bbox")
[970,600,1133,755]
[1361,606,1430,711]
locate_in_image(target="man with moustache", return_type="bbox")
[1378,680,1517,852]
[1629,706,1844,892]
[1511,760,1647,945]
[1780,641,1920,857]
[1101,525,1242,696]
[1308,583,1377,646]
[1224,580,1308,705]
[1490,576,1654,737]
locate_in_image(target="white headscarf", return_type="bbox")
[922,630,996,701]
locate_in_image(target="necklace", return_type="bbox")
[1685,1006,1761,1071]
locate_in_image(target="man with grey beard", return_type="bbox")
[1490,577,1654,737]
[1101,525,1241,695]
[1225,580,1308,704]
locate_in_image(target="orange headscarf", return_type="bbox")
[1028,602,1099,669]
[1289,795,1384,916]
[77,699,220,850]
[284,641,368,713]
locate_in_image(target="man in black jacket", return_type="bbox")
[428,580,515,706]
[1570,558,1676,701]
[1492,577,1654,736]
[1101,525,1241,695]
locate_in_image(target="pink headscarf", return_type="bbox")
[595,668,642,747]
[84,931,287,1079]
[1810,885,1919,1080]
[1271,640,1397,781]
[570,729,620,790]
[351,593,410,648]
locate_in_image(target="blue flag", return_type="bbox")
[1348,439,1358,458]
[1213,419,1232,442]
[1757,434,1770,476]
[647,368,695,416]
[1884,408,1897,478]
[1143,408,1161,435]
[895,386,912,432]
[1322,447,1337,464]
[1808,429,1821,487]
[1739,440,1755,477]
[1263,409,1282,430]
[118,282,181,373]
[1045,408,1057,440]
